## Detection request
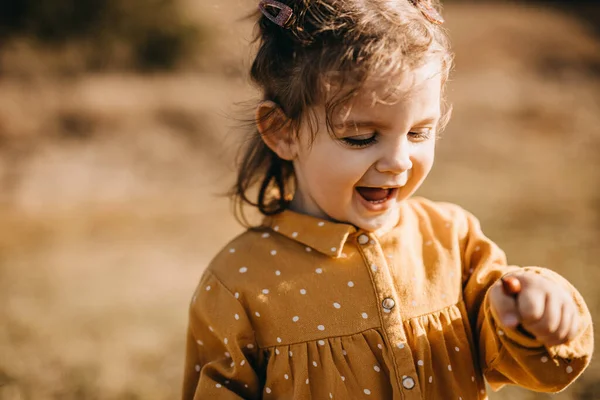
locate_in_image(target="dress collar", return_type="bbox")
[263,209,357,258]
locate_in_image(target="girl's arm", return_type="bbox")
[182,269,264,400]
[458,207,594,393]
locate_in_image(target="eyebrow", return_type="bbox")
[334,115,440,131]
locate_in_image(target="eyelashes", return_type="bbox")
[340,131,433,148]
[342,135,378,147]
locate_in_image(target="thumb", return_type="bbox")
[489,281,520,329]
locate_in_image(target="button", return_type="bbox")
[358,234,369,245]
[402,376,415,390]
[382,298,395,310]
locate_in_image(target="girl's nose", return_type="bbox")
[375,138,413,174]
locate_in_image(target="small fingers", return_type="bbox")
[517,287,547,324]
[522,292,561,341]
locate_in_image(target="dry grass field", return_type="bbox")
[0,1,599,399]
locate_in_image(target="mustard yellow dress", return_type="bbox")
[182,197,593,399]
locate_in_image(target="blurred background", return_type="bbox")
[0,0,599,399]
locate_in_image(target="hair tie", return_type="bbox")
[409,0,445,25]
[258,0,294,28]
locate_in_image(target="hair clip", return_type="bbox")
[259,0,294,28]
[409,0,445,25]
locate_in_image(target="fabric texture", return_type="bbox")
[182,197,593,399]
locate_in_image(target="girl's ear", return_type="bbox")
[256,101,298,161]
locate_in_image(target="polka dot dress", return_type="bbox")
[182,197,593,399]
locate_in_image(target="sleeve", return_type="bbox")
[459,208,594,393]
[182,269,265,400]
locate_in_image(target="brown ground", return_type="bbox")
[0,1,599,399]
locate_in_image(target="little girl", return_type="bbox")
[182,0,594,398]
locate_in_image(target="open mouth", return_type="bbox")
[355,187,399,204]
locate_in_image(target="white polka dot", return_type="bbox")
[498,329,505,336]
[364,389,371,395]
[306,378,309,384]
[229,248,236,253]
[475,246,481,251]
[289,351,293,357]
[306,247,312,252]
[341,376,346,381]
[342,350,347,356]
[331,247,337,252]
[566,366,574,374]
[270,250,277,256]
[318,221,325,226]
[397,343,405,349]
[234,292,240,299]
[234,313,239,320]
[362,312,368,319]
[480,390,485,395]
[265,387,271,393]
[275,349,280,355]
[262,232,270,238]
[262,289,269,294]
[330,394,333,399]
[239,267,248,273]
[300,289,307,295]
[318,325,325,331]
[208,326,214,332]
[455,346,460,352]
[277,337,282,343]
[448,365,452,371]
[318,340,325,346]
[205,285,211,291]
[374,365,381,372]
[348,281,355,287]
[429,376,433,383]
[230,361,235,367]
[225,352,231,358]
[216,383,222,388]
[274,225,279,231]
[195,364,200,372]
[417,360,424,366]
[541,356,548,363]
[333,302,341,309]
[224,338,228,344]
[241,360,246,366]
[371,264,378,272]
[315,268,323,274]
[196,340,203,346]
[312,361,318,367]
[471,376,475,382]
[377,344,383,349]
[244,384,248,388]
[255,312,261,317]
[284,373,289,380]
[247,344,254,349]
[293,316,299,322]
[292,232,298,238]
[275,270,281,276]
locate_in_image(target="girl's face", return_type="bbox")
[290,61,442,234]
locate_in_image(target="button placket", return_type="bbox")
[355,232,422,398]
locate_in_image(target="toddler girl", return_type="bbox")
[182,0,593,398]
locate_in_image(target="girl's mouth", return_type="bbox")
[355,187,400,211]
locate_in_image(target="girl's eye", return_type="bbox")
[341,133,378,148]
[409,130,433,141]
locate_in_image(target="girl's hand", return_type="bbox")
[488,272,580,347]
